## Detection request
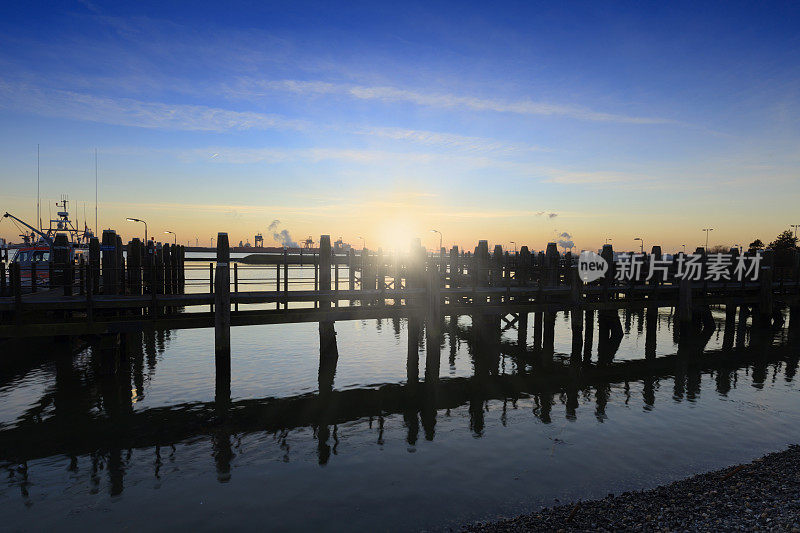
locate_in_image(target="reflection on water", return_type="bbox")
[1,306,799,530]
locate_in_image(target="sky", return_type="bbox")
[0,1,799,252]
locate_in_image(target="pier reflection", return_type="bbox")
[1,304,798,498]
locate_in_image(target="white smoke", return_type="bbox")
[268,219,299,248]
[558,231,574,250]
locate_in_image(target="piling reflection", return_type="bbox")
[0,305,798,499]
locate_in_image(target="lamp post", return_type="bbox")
[126,217,147,243]
[681,244,686,253]
[510,241,517,253]
[634,237,643,254]
[430,229,442,252]
[357,236,366,249]
[164,230,177,245]
[605,237,612,244]
[702,228,714,250]
[791,224,800,239]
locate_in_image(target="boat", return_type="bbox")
[3,195,94,288]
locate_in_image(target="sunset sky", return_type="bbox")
[1,1,799,252]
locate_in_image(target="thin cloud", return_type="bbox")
[232,79,677,125]
[0,82,308,132]
[0,81,549,156]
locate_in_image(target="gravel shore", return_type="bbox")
[465,445,800,532]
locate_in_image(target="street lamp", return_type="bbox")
[681,244,687,253]
[164,230,177,245]
[510,241,517,253]
[702,228,714,250]
[357,235,366,249]
[605,237,612,244]
[791,224,800,239]
[634,237,643,254]
[126,217,147,243]
[430,229,442,253]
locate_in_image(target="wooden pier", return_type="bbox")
[2,232,800,370]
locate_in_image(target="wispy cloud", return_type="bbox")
[543,170,648,185]
[0,81,309,132]
[357,126,548,154]
[0,81,549,156]
[230,79,677,125]
[178,146,501,168]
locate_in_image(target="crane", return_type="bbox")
[3,212,54,246]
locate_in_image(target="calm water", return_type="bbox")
[1,267,799,530]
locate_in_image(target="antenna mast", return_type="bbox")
[94,148,98,233]
[37,144,40,230]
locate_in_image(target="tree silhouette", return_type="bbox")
[769,230,798,250]
[748,239,764,252]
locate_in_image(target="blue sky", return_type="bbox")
[1,1,798,251]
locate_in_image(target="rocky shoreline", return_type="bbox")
[465,445,800,532]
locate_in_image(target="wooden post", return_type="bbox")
[215,233,231,359]
[89,237,100,294]
[348,248,356,291]
[543,242,559,353]
[377,248,385,306]
[518,246,530,287]
[128,239,142,296]
[425,264,442,384]
[163,243,173,295]
[12,263,22,325]
[53,233,71,296]
[679,275,693,325]
[570,266,583,359]
[758,264,773,327]
[319,235,337,360]
[283,248,289,309]
[209,261,213,312]
[86,259,94,323]
[115,234,125,292]
[276,263,281,310]
[101,230,118,295]
[147,240,157,318]
[334,258,339,307]
[234,262,239,312]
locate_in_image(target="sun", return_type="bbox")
[377,219,417,253]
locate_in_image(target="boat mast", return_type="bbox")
[37,144,40,231]
[94,148,98,234]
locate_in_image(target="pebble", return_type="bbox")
[463,445,800,532]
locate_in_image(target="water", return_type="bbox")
[1,300,799,531]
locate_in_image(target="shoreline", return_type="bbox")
[464,445,800,532]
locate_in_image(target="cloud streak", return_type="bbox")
[0,81,308,132]
[0,81,548,156]
[231,79,677,125]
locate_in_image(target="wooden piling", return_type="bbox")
[318,235,337,360]
[570,266,583,358]
[53,234,71,296]
[12,263,22,325]
[89,237,100,294]
[128,239,143,296]
[234,262,239,312]
[215,233,231,359]
[679,275,693,325]
[101,230,117,295]
[543,242,559,353]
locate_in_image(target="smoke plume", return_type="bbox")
[558,231,574,250]
[268,219,299,248]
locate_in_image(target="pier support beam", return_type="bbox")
[318,235,338,361]
[214,233,231,387]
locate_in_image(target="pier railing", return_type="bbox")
[2,234,800,343]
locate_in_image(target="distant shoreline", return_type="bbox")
[464,445,800,532]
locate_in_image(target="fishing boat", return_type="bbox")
[3,195,94,288]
